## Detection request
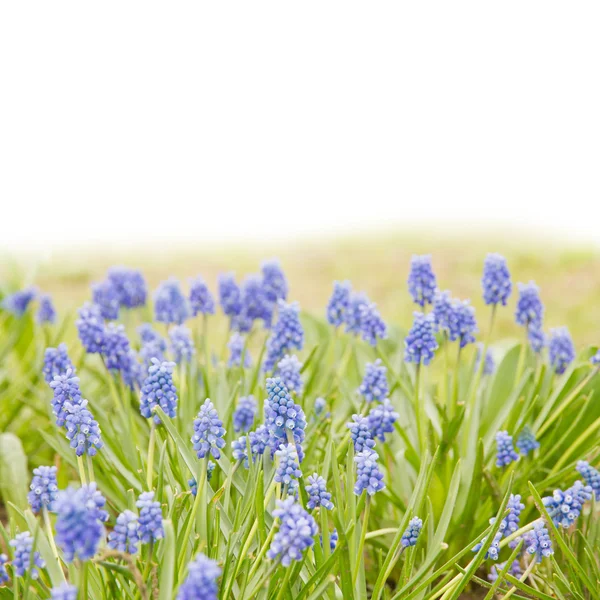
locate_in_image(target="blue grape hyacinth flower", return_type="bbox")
[28,465,58,514]
[267,498,317,566]
[92,279,120,320]
[448,299,478,348]
[136,491,164,544]
[192,399,226,459]
[401,517,423,548]
[475,344,495,375]
[495,431,519,467]
[515,281,544,328]
[432,289,453,331]
[10,532,45,579]
[189,463,216,496]
[482,253,512,306]
[347,414,376,453]
[108,510,140,554]
[101,323,132,371]
[525,521,553,562]
[140,359,178,425]
[528,325,546,353]
[263,301,304,372]
[236,274,273,330]
[76,303,105,354]
[218,273,242,319]
[0,554,8,585]
[576,461,600,497]
[189,276,215,316]
[233,395,257,433]
[408,255,437,307]
[227,332,251,368]
[49,369,82,427]
[232,435,250,467]
[367,399,399,443]
[516,426,539,455]
[354,449,385,496]
[488,561,522,584]
[314,397,327,418]
[261,259,288,303]
[543,481,592,528]
[404,312,438,366]
[43,343,74,385]
[359,301,387,346]
[249,426,269,457]
[2,287,37,316]
[326,280,351,327]
[108,267,147,309]
[64,400,103,457]
[169,325,195,364]
[548,327,575,375]
[154,278,190,325]
[177,553,221,600]
[306,474,334,510]
[50,584,78,600]
[276,354,304,396]
[274,443,303,496]
[55,485,106,562]
[358,359,389,403]
[591,350,600,366]
[345,292,369,335]
[37,293,57,324]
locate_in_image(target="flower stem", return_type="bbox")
[146,423,156,490]
[77,456,87,485]
[353,496,370,587]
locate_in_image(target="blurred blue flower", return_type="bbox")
[189,463,216,495]
[237,274,273,330]
[28,465,58,514]
[108,267,147,309]
[354,449,385,496]
[192,399,226,459]
[232,435,250,467]
[154,279,190,325]
[448,299,478,348]
[576,461,600,497]
[37,293,57,324]
[43,343,74,385]
[169,325,195,364]
[51,584,78,600]
[92,279,120,320]
[528,325,546,353]
[2,287,36,316]
[548,327,575,375]
[516,426,539,455]
[359,301,387,346]
[263,301,304,372]
[276,354,304,396]
[49,369,82,426]
[488,561,522,584]
[404,312,438,366]
[475,344,495,375]
[218,273,242,319]
[76,303,105,353]
[233,395,257,433]
[432,290,453,331]
[249,426,269,457]
[495,431,519,468]
[345,292,368,335]
[326,281,351,328]
[367,399,399,443]
[108,510,139,554]
[227,332,251,368]
[482,254,512,306]
[177,553,221,600]
[0,554,8,585]
[261,259,288,303]
[358,359,388,403]
[10,532,44,579]
[408,255,436,307]
[515,281,543,328]
[136,491,164,544]
[189,276,215,316]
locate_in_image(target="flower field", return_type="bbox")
[0,253,599,599]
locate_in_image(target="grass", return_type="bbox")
[0,233,600,598]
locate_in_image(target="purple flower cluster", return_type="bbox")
[358,359,389,403]
[482,254,512,306]
[28,465,58,514]
[495,431,519,468]
[261,260,288,303]
[3,287,37,316]
[401,517,423,548]
[447,299,478,348]
[192,399,226,459]
[367,399,399,443]
[515,281,543,327]
[326,281,351,327]
[76,303,105,353]
[140,359,178,424]
[227,332,251,368]
[64,400,103,457]
[43,343,74,384]
[408,255,437,307]
[263,301,304,372]
[37,294,57,324]
[576,461,600,497]
[189,276,215,316]
[354,449,385,496]
[154,279,190,325]
[548,327,575,375]
[276,354,304,396]
[218,273,242,319]
[306,474,334,510]
[51,584,78,600]
[92,279,120,320]
[525,522,553,562]
[233,395,257,433]
[516,426,539,455]
[169,325,195,364]
[347,414,376,453]
[136,491,164,543]
[10,532,45,579]
[108,510,140,554]
[274,443,302,496]
[49,369,82,426]
[543,480,592,528]
[432,289,453,331]
[177,553,221,600]
[404,312,438,366]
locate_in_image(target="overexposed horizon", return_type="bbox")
[1,2,599,252]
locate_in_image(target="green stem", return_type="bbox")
[414,364,423,452]
[514,326,529,386]
[500,558,536,599]
[353,496,370,587]
[77,456,87,485]
[146,423,156,490]
[275,566,293,600]
[450,347,461,419]
[86,455,95,484]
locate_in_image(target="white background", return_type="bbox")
[1,2,598,252]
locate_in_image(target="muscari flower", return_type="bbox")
[264,377,306,459]
[543,481,592,528]
[136,491,164,544]
[314,397,327,417]
[0,554,8,585]
[591,350,600,366]
[218,273,242,319]
[28,465,58,514]
[576,461,600,497]
[496,431,519,468]
[140,337,167,371]
[49,369,82,426]
[263,301,304,372]
[140,359,178,425]
[354,449,385,496]
[306,474,334,510]
[76,303,105,353]
[189,462,216,496]
[108,267,147,309]
[482,254,512,306]
[525,521,553,562]
[177,553,221,600]
[192,399,226,459]
[487,560,522,584]
[367,399,399,443]
[249,426,269,457]
[189,276,215,316]
[404,312,438,366]
[267,498,317,566]
[108,510,139,554]
[401,517,423,548]
[227,332,251,368]
[345,292,368,335]
[432,289,453,331]
[548,327,575,375]
[2,287,36,316]
[528,325,546,353]
[347,414,376,453]
[138,323,164,345]
[37,293,57,324]
[10,532,44,579]
[320,528,338,551]
[237,274,273,330]
[408,255,436,307]
[515,281,543,328]
[55,485,106,562]
[154,279,190,325]
[64,400,103,457]
[92,279,120,320]
[326,281,351,327]
[359,301,387,346]
[448,299,478,348]
[43,343,74,385]
[358,359,389,403]
[516,426,539,455]
[475,344,495,375]
[262,259,288,303]
[233,395,257,433]
[232,436,250,467]
[473,494,524,559]
[276,354,304,396]
[50,583,78,600]
[275,443,302,496]
[101,323,131,370]
[169,325,195,364]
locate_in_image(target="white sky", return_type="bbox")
[1,2,599,252]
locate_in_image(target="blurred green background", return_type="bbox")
[2,228,599,346]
